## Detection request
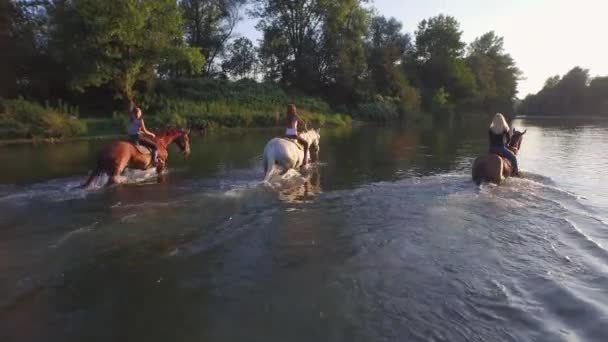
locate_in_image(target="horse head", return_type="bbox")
[508,128,527,154]
[157,129,191,157]
[305,128,321,162]
[175,129,191,156]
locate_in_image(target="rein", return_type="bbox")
[154,130,185,149]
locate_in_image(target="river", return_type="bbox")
[1,117,608,342]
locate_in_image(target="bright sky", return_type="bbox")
[235,0,608,97]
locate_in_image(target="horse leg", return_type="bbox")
[107,160,128,186]
[80,167,101,189]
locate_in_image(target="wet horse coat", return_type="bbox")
[81,129,191,187]
[472,129,526,185]
[262,129,320,181]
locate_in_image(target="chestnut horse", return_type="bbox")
[81,129,191,188]
[472,129,527,185]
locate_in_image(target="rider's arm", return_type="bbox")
[140,119,156,139]
[295,114,307,128]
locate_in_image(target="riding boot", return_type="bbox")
[152,150,158,166]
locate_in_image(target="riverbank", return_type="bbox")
[0,119,370,147]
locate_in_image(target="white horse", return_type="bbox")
[262,128,321,181]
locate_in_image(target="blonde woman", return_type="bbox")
[489,113,519,176]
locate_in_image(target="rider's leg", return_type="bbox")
[139,137,158,165]
[495,146,519,176]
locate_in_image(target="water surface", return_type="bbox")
[1,118,608,342]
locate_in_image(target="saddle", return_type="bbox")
[130,143,152,155]
[280,137,304,151]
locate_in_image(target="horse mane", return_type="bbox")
[157,128,186,138]
[299,129,319,144]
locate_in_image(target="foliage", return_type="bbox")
[519,67,608,116]
[180,0,246,75]
[149,79,349,128]
[50,0,204,106]
[466,31,521,110]
[0,98,87,138]
[221,37,258,79]
[1,0,525,133]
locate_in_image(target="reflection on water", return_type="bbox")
[1,118,608,341]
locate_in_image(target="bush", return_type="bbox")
[0,98,87,138]
[147,79,349,129]
[431,87,455,114]
[356,96,400,121]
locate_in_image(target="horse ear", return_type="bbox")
[316,128,320,134]
[186,128,191,135]
[522,129,527,135]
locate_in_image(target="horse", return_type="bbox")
[262,128,321,181]
[81,129,191,188]
[472,129,527,185]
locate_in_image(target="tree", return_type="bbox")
[181,0,246,75]
[50,0,204,108]
[366,16,411,96]
[415,15,465,63]
[413,15,477,109]
[221,37,258,79]
[588,77,608,115]
[365,15,420,113]
[466,31,520,109]
[251,0,326,92]
[319,0,369,103]
[519,67,596,116]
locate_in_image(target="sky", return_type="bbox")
[234,0,608,97]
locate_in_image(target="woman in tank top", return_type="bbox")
[128,107,158,164]
[285,104,309,167]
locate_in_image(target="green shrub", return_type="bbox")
[0,98,87,138]
[356,96,400,121]
[431,87,455,114]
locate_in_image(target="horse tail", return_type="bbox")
[263,148,276,182]
[472,157,483,186]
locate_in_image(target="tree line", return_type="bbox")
[518,67,608,116]
[1,0,522,120]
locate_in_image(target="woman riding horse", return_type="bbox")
[128,107,158,165]
[472,114,527,185]
[285,104,310,168]
[81,128,191,188]
[489,113,519,176]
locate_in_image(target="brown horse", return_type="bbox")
[472,129,527,185]
[81,129,191,188]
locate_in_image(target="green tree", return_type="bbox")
[251,0,325,92]
[466,31,520,109]
[221,37,258,79]
[519,67,593,116]
[415,15,465,63]
[180,0,246,75]
[365,15,420,113]
[413,15,477,109]
[320,0,369,104]
[50,0,204,108]
[366,16,410,95]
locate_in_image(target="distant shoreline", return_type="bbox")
[0,122,368,147]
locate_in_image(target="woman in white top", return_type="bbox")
[285,104,309,167]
